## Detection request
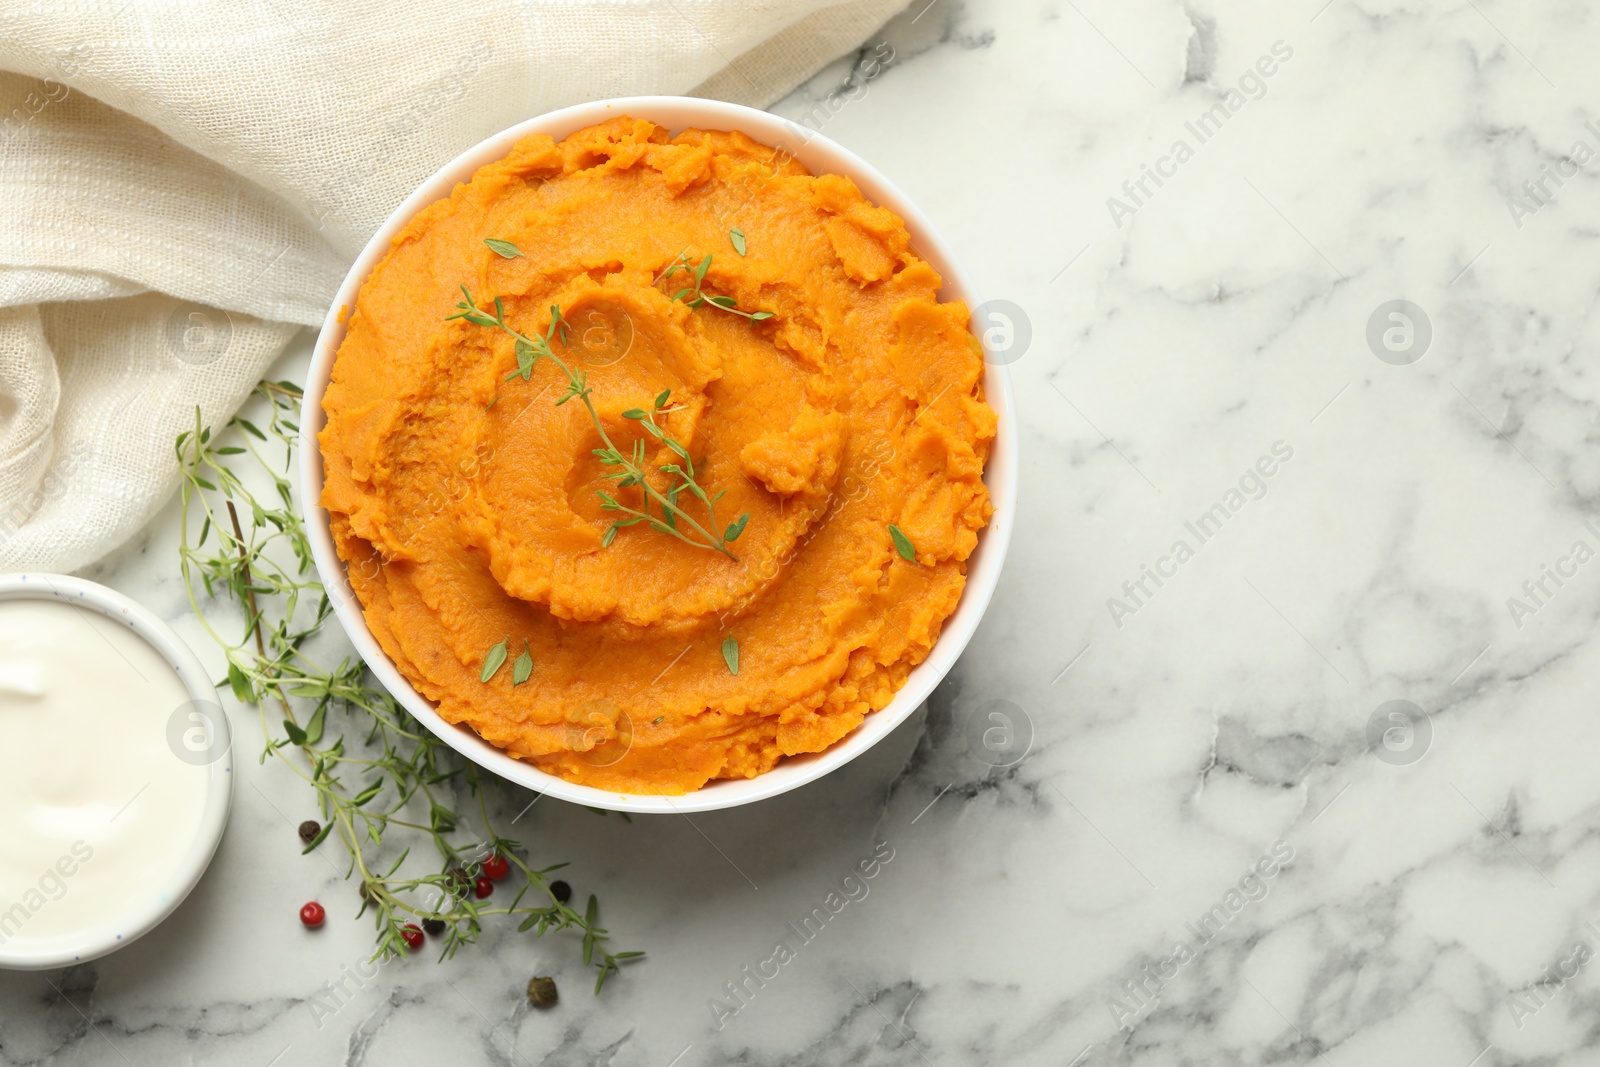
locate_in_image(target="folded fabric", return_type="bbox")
[0,0,902,573]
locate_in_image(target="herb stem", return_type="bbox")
[451,292,743,559]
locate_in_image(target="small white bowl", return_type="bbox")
[0,573,233,970]
[299,96,1017,813]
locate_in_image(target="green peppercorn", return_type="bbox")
[527,976,558,1007]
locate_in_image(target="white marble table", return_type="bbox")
[8,0,1600,1063]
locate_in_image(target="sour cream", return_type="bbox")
[0,596,217,962]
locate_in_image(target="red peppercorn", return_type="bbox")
[299,901,326,928]
[401,923,424,950]
[474,876,494,899]
[482,854,510,880]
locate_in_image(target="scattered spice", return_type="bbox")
[401,924,424,950]
[422,918,447,937]
[474,876,494,899]
[300,902,326,928]
[528,975,558,1006]
[482,854,510,880]
[297,819,321,844]
[550,880,572,904]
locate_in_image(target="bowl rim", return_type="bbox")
[298,94,1017,813]
[0,572,234,970]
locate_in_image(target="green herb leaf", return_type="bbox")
[889,523,916,562]
[513,644,533,685]
[707,295,737,309]
[729,227,747,255]
[283,718,307,746]
[300,820,332,854]
[694,253,712,281]
[227,661,254,703]
[621,409,647,420]
[724,514,749,543]
[749,310,775,322]
[652,716,664,724]
[303,702,327,746]
[655,389,671,409]
[481,639,509,683]
[485,238,524,259]
[722,634,739,675]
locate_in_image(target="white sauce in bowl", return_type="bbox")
[0,598,213,958]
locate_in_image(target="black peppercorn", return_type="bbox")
[298,820,320,844]
[549,880,571,904]
[422,918,446,937]
[527,976,558,1006]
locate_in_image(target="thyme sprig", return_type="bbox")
[660,251,773,321]
[175,381,640,987]
[450,288,748,558]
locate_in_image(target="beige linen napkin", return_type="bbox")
[0,0,902,573]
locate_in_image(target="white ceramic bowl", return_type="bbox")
[0,573,233,970]
[299,96,1017,813]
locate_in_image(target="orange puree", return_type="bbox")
[319,117,995,794]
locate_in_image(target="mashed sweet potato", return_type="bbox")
[320,117,995,794]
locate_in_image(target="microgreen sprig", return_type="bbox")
[449,288,748,559]
[660,251,773,321]
[175,383,640,986]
